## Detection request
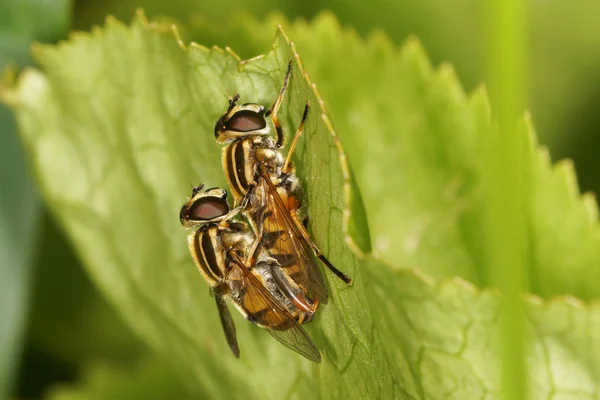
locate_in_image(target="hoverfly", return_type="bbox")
[179,185,322,362]
[213,60,353,308]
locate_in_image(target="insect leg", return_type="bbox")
[220,201,246,224]
[290,211,353,286]
[242,171,268,267]
[245,224,264,269]
[282,101,310,174]
[266,59,293,148]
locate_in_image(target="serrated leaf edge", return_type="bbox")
[8,9,600,313]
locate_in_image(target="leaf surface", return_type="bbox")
[0,0,70,395]
[5,12,600,399]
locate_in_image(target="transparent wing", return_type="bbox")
[229,256,322,363]
[214,288,240,358]
[255,170,329,303]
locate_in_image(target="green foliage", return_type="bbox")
[47,359,194,400]
[197,12,600,300]
[5,11,600,399]
[25,216,145,366]
[0,0,71,67]
[0,0,70,396]
[74,0,600,154]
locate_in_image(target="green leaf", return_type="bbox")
[0,0,70,396]
[274,13,600,301]
[0,0,71,67]
[79,1,600,152]
[306,0,600,153]
[5,11,600,399]
[184,12,600,300]
[367,259,600,399]
[47,358,193,400]
[0,105,38,397]
[26,214,145,367]
[4,13,372,399]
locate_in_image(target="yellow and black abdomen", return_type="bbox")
[187,225,227,287]
[233,260,305,332]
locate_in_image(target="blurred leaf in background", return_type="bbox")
[1,1,156,398]
[47,358,195,400]
[15,214,148,398]
[0,0,70,396]
[73,0,600,194]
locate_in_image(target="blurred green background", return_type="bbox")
[2,0,600,398]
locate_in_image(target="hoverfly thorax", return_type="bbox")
[214,96,269,144]
[179,186,230,228]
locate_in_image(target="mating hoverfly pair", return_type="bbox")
[179,61,352,363]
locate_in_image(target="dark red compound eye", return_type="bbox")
[189,198,229,220]
[226,110,266,132]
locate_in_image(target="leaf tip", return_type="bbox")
[104,14,118,25]
[189,41,209,52]
[469,84,492,120]
[554,159,582,202]
[437,62,467,102]
[104,13,131,33]
[581,193,599,222]
[88,14,127,41]
[520,111,539,151]
[399,36,433,76]
[2,68,47,111]
[224,46,241,61]
[312,9,341,27]
[133,8,149,25]
[536,145,551,170]
[276,23,291,44]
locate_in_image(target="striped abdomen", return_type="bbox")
[228,259,314,330]
[187,224,227,287]
[258,187,305,287]
[188,223,313,329]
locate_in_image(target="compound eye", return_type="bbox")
[226,110,266,132]
[188,197,229,221]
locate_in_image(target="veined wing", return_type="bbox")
[256,170,328,303]
[229,256,322,363]
[214,288,240,358]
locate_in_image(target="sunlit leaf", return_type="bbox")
[5,12,600,399]
[272,13,600,301]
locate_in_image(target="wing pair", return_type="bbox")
[214,168,338,363]
[215,255,321,363]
